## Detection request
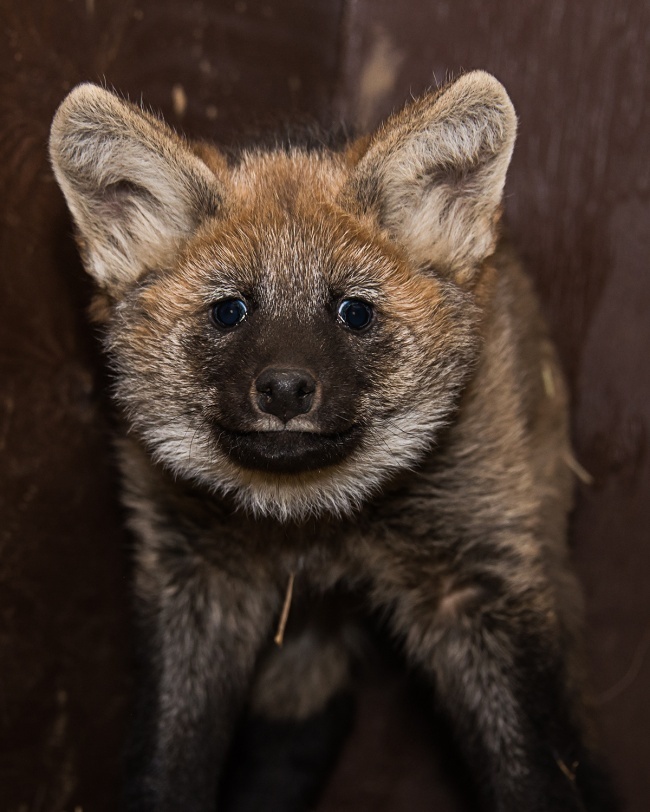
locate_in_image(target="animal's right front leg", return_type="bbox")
[125,553,276,812]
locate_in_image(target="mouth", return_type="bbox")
[216,426,362,474]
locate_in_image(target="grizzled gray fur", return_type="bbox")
[49,72,616,811]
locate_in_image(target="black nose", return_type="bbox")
[254,368,317,423]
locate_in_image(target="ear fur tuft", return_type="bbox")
[346,71,517,275]
[49,84,223,289]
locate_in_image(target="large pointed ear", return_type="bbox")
[49,84,223,290]
[345,71,517,276]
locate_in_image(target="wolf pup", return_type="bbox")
[50,72,615,811]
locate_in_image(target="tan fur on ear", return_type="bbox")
[346,71,517,276]
[49,84,224,289]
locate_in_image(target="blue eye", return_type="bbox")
[211,298,248,328]
[337,299,373,331]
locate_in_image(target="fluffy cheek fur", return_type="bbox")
[118,402,449,521]
[108,282,480,522]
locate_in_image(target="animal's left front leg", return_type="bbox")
[382,557,617,812]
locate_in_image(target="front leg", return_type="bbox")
[383,559,616,812]
[125,550,277,812]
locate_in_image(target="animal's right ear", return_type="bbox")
[49,85,224,290]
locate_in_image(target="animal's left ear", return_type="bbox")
[345,71,517,276]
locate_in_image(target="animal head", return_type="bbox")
[49,71,516,521]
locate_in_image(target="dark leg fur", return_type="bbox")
[124,557,277,812]
[387,582,619,812]
[219,692,355,812]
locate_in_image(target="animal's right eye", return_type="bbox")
[210,298,248,328]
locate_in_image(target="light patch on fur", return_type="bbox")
[250,628,352,721]
[437,584,484,622]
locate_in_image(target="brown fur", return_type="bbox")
[49,72,615,812]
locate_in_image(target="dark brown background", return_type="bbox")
[1,1,648,810]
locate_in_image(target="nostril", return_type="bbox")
[297,383,315,399]
[254,368,318,422]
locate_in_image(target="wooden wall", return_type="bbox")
[1,1,647,809]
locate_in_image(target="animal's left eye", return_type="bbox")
[211,298,248,328]
[337,299,374,331]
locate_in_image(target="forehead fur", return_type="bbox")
[229,149,349,208]
[158,147,440,316]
